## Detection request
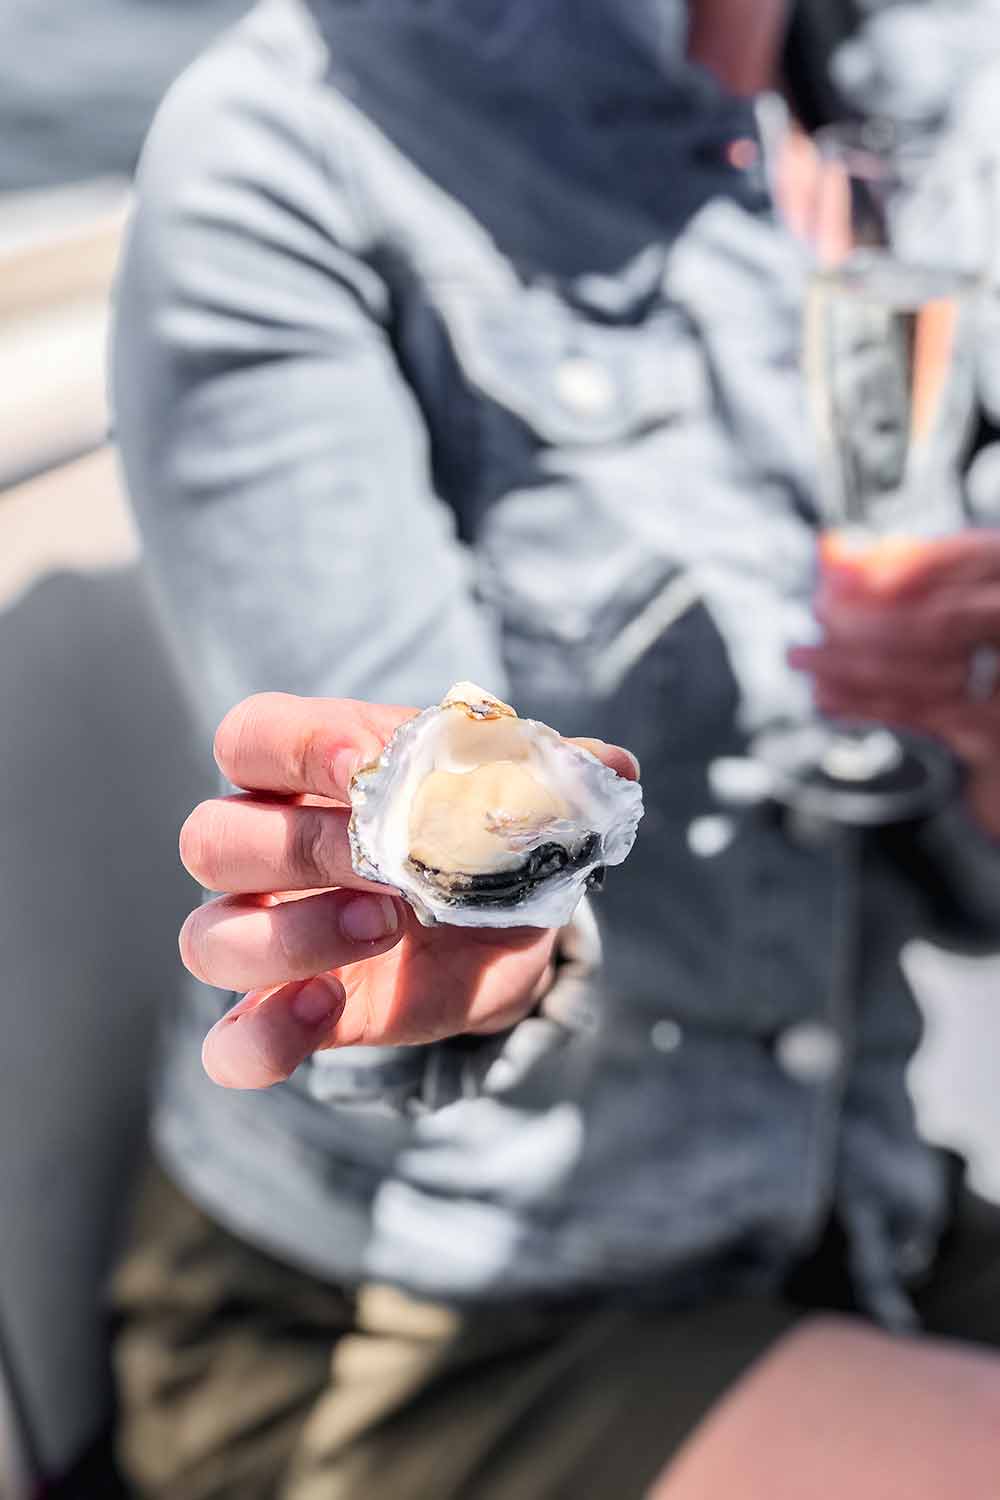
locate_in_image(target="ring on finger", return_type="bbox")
[966,644,1000,704]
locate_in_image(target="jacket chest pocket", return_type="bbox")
[424,277,738,754]
[430,278,712,461]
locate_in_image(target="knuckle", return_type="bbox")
[271,900,316,978]
[290,807,333,888]
[291,723,328,796]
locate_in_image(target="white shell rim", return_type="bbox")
[348,697,643,928]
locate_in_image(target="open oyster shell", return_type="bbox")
[348,683,644,928]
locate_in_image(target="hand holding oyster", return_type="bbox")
[178,687,641,1086]
[349,683,644,928]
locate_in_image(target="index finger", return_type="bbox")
[214,693,642,803]
[214,693,417,801]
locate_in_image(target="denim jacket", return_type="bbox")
[113,0,1000,1327]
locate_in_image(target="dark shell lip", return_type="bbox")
[407,834,599,910]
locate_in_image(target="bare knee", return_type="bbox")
[649,1314,1000,1500]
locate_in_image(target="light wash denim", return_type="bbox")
[113,0,1000,1328]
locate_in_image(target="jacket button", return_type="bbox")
[555,356,616,416]
[687,815,734,858]
[775,1022,842,1083]
[650,1019,683,1054]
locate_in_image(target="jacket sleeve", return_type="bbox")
[111,39,506,737]
[112,39,518,1111]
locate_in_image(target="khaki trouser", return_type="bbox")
[111,1160,1000,1500]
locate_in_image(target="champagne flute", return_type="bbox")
[769,122,994,825]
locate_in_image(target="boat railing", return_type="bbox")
[0,177,128,495]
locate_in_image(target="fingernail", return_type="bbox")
[620,748,641,780]
[339,895,400,942]
[291,975,346,1027]
[573,738,640,781]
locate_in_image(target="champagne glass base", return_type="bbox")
[749,722,960,827]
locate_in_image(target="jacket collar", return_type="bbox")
[314,0,689,67]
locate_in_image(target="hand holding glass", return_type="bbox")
[788,124,995,822]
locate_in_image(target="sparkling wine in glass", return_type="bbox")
[806,257,980,541]
[778,123,994,823]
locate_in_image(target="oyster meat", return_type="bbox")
[348,682,643,928]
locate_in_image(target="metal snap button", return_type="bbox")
[554,356,617,417]
[687,815,735,859]
[775,1022,842,1083]
[650,1019,683,1054]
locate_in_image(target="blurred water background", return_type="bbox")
[0,0,252,190]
